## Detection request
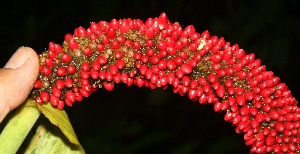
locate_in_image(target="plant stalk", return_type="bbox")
[0,99,41,154]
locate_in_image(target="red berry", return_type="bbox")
[110,19,119,29]
[180,64,192,74]
[140,55,148,64]
[210,54,222,63]
[57,100,65,110]
[175,69,184,79]
[105,72,113,81]
[48,50,56,59]
[121,73,128,83]
[114,51,124,60]
[65,78,73,88]
[173,57,183,66]
[64,33,72,42]
[97,56,107,65]
[45,58,54,67]
[232,115,241,125]
[238,121,250,131]
[150,55,160,65]
[240,106,249,116]
[81,62,90,71]
[157,41,167,50]
[167,60,176,71]
[145,28,155,39]
[188,43,197,52]
[54,44,63,53]
[67,65,76,75]
[116,60,125,70]
[158,12,167,28]
[48,42,55,51]
[225,67,234,76]
[90,70,99,79]
[207,74,218,83]
[158,50,167,58]
[97,44,105,52]
[237,71,246,79]
[187,59,197,68]
[83,47,93,56]
[101,37,110,45]
[82,84,91,92]
[49,94,59,106]
[109,65,118,75]
[34,80,42,89]
[150,74,159,84]
[120,21,129,33]
[201,30,210,39]
[117,35,126,44]
[75,26,87,37]
[244,91,254,101]
[224,79,233,87]
[235,49,245,59]
[40,91,49,103]
[196,87,203,97]
[107,27,116,39]
[92,61,100,71]
[236,95,246,106]
[175,40,184,50]
[133,52,141,60]
[198,77,207,86]
[182,76,190,87]
[216,85,225,97]
[189,79,198,89]
[227,87,235,96]
[103,82,114,91]
[214,102,222,112]
[69,39,79,50]
[166,73,175,84]
[151,65,160,75]
[135,78,144,87]
[55,80,65,90]
[145,39,154,47]
[43,67,52,76]
[99,71,106,80]
[56,67,66,77]
[62,54,72,63]
[80,71,90,79]
[51,87,62,98]
[111,41,120,49]
[285,122,294,131]
[133,41,141,49]
[66,91,76,103]
[235,87,245,96]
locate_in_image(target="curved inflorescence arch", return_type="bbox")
[31,13,299,153]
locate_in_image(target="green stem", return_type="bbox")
[0,99,41,154]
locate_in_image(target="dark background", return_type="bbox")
[0,0,299,153]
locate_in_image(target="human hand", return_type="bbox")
[0,47,39,123]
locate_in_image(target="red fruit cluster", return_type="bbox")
[31,13,299,153]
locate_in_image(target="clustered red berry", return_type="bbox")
[31,13,299,153]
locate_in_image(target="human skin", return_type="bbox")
[0,47,39,123]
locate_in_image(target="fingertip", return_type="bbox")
[19,47,40,79]
[0,47,39,112]
[5,46,39,70]
[13,47,40,107]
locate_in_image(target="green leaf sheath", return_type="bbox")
[37,102,80,145]
[0,99,41,154]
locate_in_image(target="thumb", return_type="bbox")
[0,47,39,122]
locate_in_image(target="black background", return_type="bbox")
[0,0,299,153]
